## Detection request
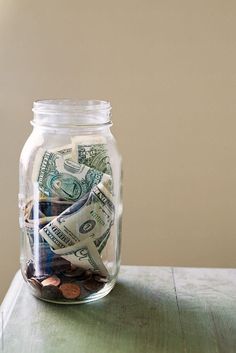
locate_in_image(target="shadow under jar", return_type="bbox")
[19,100,122,304]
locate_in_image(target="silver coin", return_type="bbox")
[93,275,109,283]
[83,278,104,292]
[62,267,86,278]
[28,278,42,295]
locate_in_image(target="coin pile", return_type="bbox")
[22,136,114,303]
[25,259,108,302]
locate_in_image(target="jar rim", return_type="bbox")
[32,99,112,127]
[33,99,111,114]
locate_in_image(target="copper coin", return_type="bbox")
[41,285,62,300]
[59,283,81,299]
[83,278,104,292]
[41,275,61,287]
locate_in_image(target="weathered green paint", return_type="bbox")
[0,266,236,353]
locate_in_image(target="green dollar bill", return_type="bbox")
[39,182,114,275]
[32,149,111,202]
[53,239,109,276]
[49,144,72,158]
[72,135,112,175]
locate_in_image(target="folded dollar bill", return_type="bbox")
[39,181,114,275]
[32,149,111,202]
[53,239,109,277]
[71,135,112,175]
[49,144,72,158]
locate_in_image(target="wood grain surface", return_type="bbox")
[0,266,236,353]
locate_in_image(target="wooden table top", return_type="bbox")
[0,266,236,353]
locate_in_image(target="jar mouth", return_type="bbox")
[32,99,112,127]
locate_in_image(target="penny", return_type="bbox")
[41,275,61,287]
[41,285,63,300]
[59,283,81,299]
[83,278,104,292]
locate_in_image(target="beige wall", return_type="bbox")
[1,0,236,301]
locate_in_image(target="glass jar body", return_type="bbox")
[19,121,122,304]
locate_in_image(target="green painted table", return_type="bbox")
[0,266,236,353]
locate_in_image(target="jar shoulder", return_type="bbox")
[20,128,122,170]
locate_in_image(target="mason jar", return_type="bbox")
[19,100,122,304]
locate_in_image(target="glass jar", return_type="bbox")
[19,100,122,304]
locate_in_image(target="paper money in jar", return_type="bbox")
[19,99,122,304]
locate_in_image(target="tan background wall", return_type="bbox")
[1,0,236,301]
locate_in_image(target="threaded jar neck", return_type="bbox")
[32,99,112,127]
